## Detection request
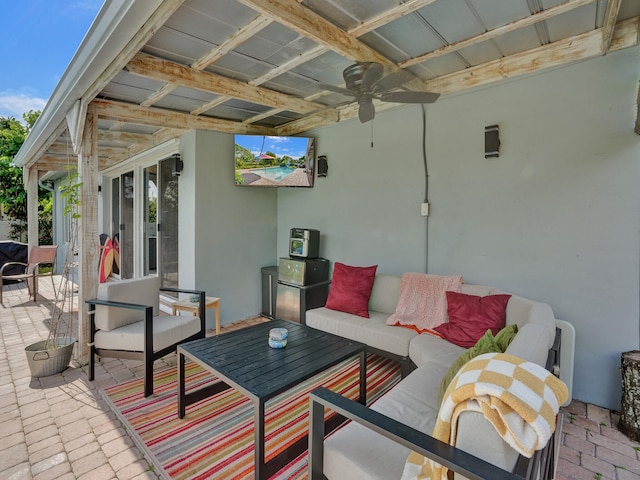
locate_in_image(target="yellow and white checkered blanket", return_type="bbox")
[401,352,569,480]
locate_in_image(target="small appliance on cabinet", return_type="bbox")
[275,257,329,324]
[288,228,320,259]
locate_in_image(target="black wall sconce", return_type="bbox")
[171,153,184,176]
[317,155,328,177]
[485,125,500,158]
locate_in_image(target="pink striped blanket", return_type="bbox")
[386,272,463,332]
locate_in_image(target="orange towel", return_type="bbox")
[386,273,463,331]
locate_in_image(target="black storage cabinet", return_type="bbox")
[261,265,278,319]
[275,281,330,325]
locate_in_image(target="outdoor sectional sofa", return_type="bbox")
[305,273,575,480]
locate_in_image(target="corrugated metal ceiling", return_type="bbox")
[36,0,640,170]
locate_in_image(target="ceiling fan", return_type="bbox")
[320,62,440,123]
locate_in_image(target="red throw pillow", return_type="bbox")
[325,262,377,318]
[434,291,512,348]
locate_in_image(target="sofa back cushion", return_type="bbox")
[95,276,160,331]
[369,274,401,315]
[367,277,555,355]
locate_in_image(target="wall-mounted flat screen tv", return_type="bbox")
[234,135,315,188]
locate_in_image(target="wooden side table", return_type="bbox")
[172,296,221,335]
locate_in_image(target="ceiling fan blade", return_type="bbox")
[379,91,440,104]
[358,102,375,123]
[317,83,355,96]
[373,69,416,92]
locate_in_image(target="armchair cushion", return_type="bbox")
[94,314,202,352]
[95,276,160,331]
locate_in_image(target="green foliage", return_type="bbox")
[59,168,82,219]
[234,142,305,170]
[234,143,255,169]
[0,116,28,157]
[0,156,26,219]
[0,110,52,243]
[148,197,157,223]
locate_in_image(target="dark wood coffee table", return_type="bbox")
[177,319,366,480]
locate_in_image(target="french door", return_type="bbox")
[158,158,179,289]
[110,156,179,287]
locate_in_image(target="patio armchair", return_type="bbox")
[86,276,206,397]
[0,245,58,305]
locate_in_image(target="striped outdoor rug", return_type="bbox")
[102,353,401,480]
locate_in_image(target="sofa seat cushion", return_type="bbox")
[94,315,201,352]
[409,333,465,369]
[306,307,417,357]
[323,365,446,480]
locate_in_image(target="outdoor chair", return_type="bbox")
[0,245,58,305]
[86,276,206,397]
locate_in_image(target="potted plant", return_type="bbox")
[24,169,80,377]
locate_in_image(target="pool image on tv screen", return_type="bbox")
[234,135,315,188]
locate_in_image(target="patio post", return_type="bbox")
[25,166,39,249]
[76,104,100,363]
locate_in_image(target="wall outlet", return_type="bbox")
[421,203,430,217]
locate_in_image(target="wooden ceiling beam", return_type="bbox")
[142,15,273,109]
[244,108,285,124]
[247,1,439,87]
[602,0,623,53]
[140,83,178,107]
[235,0,430,92]
[606,15,640,52]
[37,155,111,171]
[399,0,597,68]
[23,122,68,170]
[192,14,273,70]
[348,0,438,37]
[237,0,389,63]
[82,0,187,106]
[190,96,231,116]
[98,130,155,145]
[274,109,340,136]
[126,52,328,115]
[106,127,188,165]
[295,16,640,133]
[45,144,74,155]
[425,17,639,95]
[92,98,275,135]
[186,0,440,124]
[47,143,128,156]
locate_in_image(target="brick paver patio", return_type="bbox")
[0,276,639,479]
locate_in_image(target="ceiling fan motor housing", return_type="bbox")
[343,62,383,93]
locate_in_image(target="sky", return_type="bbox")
[0,0,103,120]
[236,135,313,159]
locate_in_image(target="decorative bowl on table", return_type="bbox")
[268,327,288,348]
[189,294,200,302]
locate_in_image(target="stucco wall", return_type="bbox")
[181,130,278,327]
[277,46,640,410]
